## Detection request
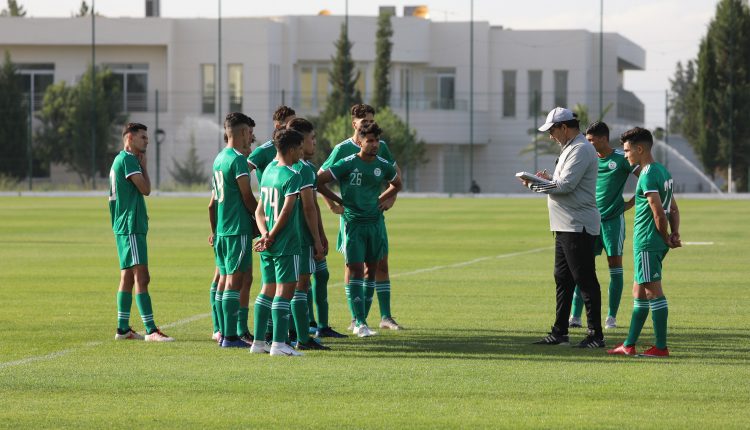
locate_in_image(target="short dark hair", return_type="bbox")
[286,117,314,135]
[620,127,653,149]
[274,129,303,154]
[357,122,383,138]
[224,112,255,130]
[351,103,376,119]
[122,122,147,137]
[272,106,296,123]
[585,121,610,140]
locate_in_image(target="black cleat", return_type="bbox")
[240,332,254,345]
[574,335,605,348]
[533,332,570,345]
[296,338,331,351]
[316,326,348,338]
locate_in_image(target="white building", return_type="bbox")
[0,10,645,192]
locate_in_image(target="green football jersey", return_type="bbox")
[597,149,637,220]
[633,162,673,252]
[248,140,277,184]
[295,159,317,247]
[320,138,395,170]
[259,162,302,256]
[212,147,252,236]
[328,154,397,224]
[109,150,148,235]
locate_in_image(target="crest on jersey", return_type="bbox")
[608,161,617,170]
[374,168,382,177]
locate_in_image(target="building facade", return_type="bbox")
[0,13,645,192]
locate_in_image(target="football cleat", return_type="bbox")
[240,332,254,345]
[249,340,270,354]
[347,319,356,332]
[144,329,174,342]
[270,342,303,356]
[221,337,250,348]
[607,342,637,356]
[296,338,331,351]
[212,331,222,342]
[568,316,583,328]
[379,316,402,330]
[605,316,617,329]
[355,324,377,338]
[115,328,144,340]
[533,331,570,345]
[574,335,605,348]
[639,346,669,358]
[316,326,347,338]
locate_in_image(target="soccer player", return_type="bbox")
[608,127,680,357]
[247,105,296,184]
[317,122,403,337]
[318,104,403,331]
[110,122,173,342]
[250,129,306,356]
[212,112,258,348]
[569,121,639,330]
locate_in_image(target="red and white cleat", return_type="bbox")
[145,328,174,342]
[607,342,637,356]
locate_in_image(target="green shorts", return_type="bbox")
[341,221,387,264]
[298,245,316,275]
[337,217,389,259]
[595,214,626,257]
[260,253,300,285]
[634,249,668,284]
[115,233,148,269]
[214,234,252,275]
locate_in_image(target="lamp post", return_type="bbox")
[217,0,223,150]
[469,0,474,191]
[155,128,166,190]
[91,0,96,189]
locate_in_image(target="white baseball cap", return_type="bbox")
[538,107,575,132]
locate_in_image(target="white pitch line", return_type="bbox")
[684,241,715,246]
[0,247,553,370]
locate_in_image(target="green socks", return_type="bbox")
[313,264,329,328]
[253,294,272,341]
[237,307,250,336]
[135,292,157,334]
[375,280,392,319]
[650,296,669,349]
[291,290,310,344]
[345,285,356,320]
[608,267,624,318]
[625,298,650,347]
[210,282,219,333]
[364,280,375,318]
[306,290,316,326]
[271,296,291,344]
[117,291,132,331]
[349,278,366,325]
[222,289,240,338]
[571,286,583,319]
[214,290,224,335]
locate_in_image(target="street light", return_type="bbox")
[155,128,166,189]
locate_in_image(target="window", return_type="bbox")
[228,64,243,112]
[201,64,216,114]
[107,63,148,112]
[502,70,516,118]
[554,70,568,108]
[528,70,542,118]
[17,63,54,112]
[296,64,330,111]
[424,69,455,110]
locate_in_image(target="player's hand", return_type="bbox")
[313,241,325,260]
[535,170,551,180]
[624,198,635,211]
[253,238,267,252]
[208,233,215,246]
[137,152,147,169]
[379,197,395,211]
[330,204,344,215]
[669,232,682,248]
[320,234,329,255]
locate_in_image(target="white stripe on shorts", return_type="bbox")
[130,234,139,265]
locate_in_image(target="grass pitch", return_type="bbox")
[0,196,748,429]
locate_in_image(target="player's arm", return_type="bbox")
[624,165,642,211]
[237,174,258,214]
[668,196,681,248]
[314,193,329,255]
[316,169,344,209]
[300,187,324,259]
[208,193,217,246]
[646,192,671,246]
[129,153,151,196]
[380,163,401,211]
[266,194,299,241]
[378,173,403,209]
[531,145,588,194]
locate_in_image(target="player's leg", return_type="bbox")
[339,217,356,330]
[214,274,226,342]
[292,248,322,348]
[374,219,401,330]
[535,232,574,345]
[607,281,646,356]
[642,250,669,357]
[210,267,221,340]
[270,255,304,356]
[570,230,604,327]
[114,234,142,340]
[313,259,346,338]
[219,235,250,348]
[603,214,626,328]
[126,234,172,342]
[236,238,253,344]
[567,231,604,347]
[250,254,275,354]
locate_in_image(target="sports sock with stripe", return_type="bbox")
[608,267,624,318]
[135,292,157,334]
[313,264,329,328]
[650,296,669,349]
[291,290,310,344]
[214,290,224,335]
[570,286,583,319]
[375,280,392,319]
[624,298,650,347]
[271,296,291,344]
[306,290,316,326]
[349,278,366,326]
[252,294,272,341]
[345,284,356,320]
[117,291,132,332]
[210,282,219,333]
[237,307,250,336]
[222,289,240,338]
[364,280,376,318]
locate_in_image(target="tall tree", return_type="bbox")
[0,0,26,16]
[0,51,28,179]
[74,1,89,17]
[322,23,361,123]
[668,60,697,134]
[36,67,125,185]
[372,10,394,109]
[689,0,750,190]
[169,132,208,187]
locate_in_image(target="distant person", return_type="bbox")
[212,112,258,348]
[608,127,680,357]
[519,107,604,348]
[470,180,481,194]
[569,121,639,330]
[109,122,173,342]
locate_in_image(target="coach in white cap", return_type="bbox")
[520,106,604,348]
